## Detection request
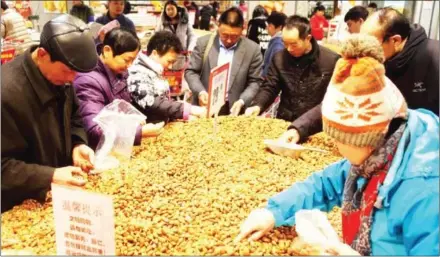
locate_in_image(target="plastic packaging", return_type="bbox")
[92,99,146,173]
[261,95,281,118]
[295,209,341,252]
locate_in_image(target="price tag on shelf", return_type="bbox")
[52,184,115,256]
[207,62,229,118]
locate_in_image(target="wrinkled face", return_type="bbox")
[102,45,139,74]
[360,15,404,61]
[150,49,178,70]
[165,4,178,19]
[335,142,375,166]
[282,27,311,58]
[36,48,77,85]
[346,19,363,34]
[218,24,243,49]
[267,23,276,37]
[108,0,124,17]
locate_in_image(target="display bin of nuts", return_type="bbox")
[1,117,343,255]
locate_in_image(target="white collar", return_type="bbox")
[137,53,163,75]
[273,31,282,38]
[219,38,239,50]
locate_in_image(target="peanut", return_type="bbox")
[1,117,342,255]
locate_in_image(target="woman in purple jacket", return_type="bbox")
[74,28,163,150]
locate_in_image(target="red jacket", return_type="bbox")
[310,14,329,40]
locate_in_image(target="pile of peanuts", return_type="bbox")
[2,117,343,255]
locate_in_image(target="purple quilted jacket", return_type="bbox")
[73,58,143,150]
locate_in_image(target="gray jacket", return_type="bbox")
[156,7,196,52]
[185,34,263,108]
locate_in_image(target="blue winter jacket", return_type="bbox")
[262,32,284,78]
[266,109,439,256]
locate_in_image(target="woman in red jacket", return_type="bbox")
[310,4,328,40]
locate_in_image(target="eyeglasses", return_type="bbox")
[219,33,241,41]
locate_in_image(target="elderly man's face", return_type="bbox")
[360,14,405,61]
[36,48,77,85]
[282,27,312,58]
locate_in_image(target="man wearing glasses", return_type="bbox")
[185,7,263,116]
[244,15,339,122]
[277,8,439,145]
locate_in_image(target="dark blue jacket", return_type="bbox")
[262,32,284,77]
[95,12,135,32]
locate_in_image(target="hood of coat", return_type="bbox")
[135,52,164,75]
[249,17,267,28]
[161,6,189,26]
[385,24,428,74]
[376,109,439,208]
[254,15,267,20]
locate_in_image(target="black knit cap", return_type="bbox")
[40,14,98,72]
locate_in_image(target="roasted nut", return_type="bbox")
[1,117,342,255]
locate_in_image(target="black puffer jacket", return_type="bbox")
[252,39,340,122]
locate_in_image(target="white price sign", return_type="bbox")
[52,184,115,256]
[207,62,230,117]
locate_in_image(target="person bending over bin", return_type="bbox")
[127,30,207,123]
[74,28,164,151]
[1,15,98,212]
[185,7,263,116]
[235,34,439,256]
[245,15,339,122]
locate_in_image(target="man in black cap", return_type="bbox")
[1,14,98,212]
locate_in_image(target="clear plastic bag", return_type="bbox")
[294,209,341,252]
[261,94,281,118]
[92,99,146,173]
